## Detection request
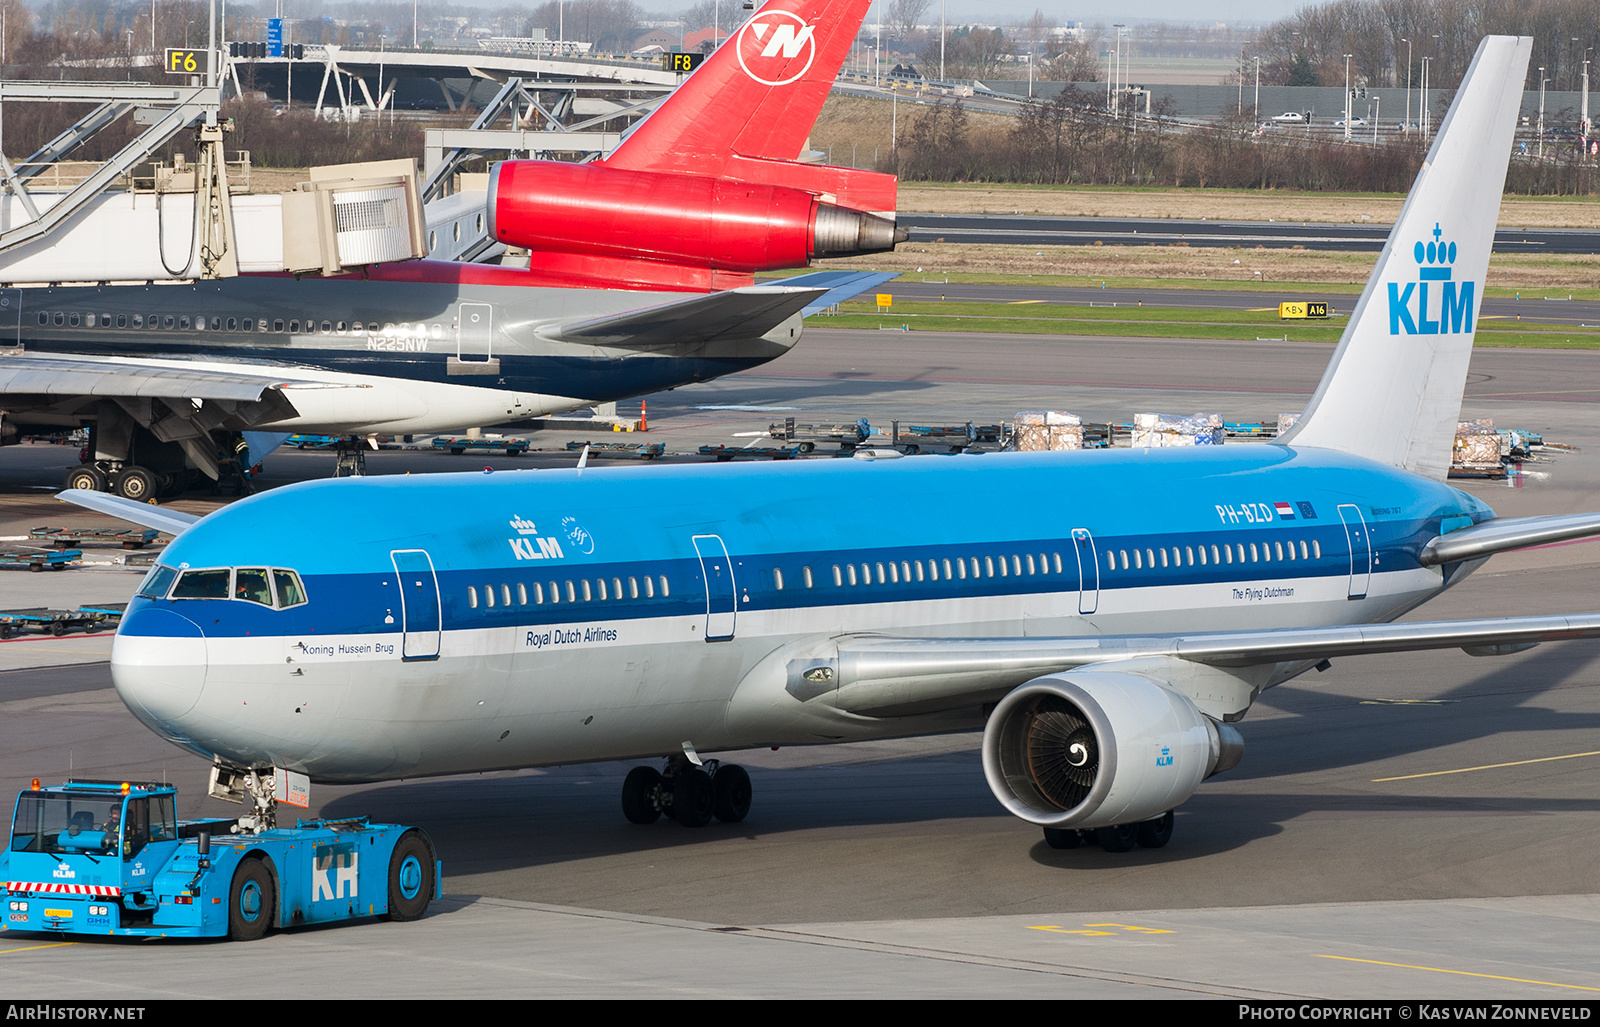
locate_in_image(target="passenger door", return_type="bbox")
[1337,504,1371,600]
[391,549,442,660]
[1071,528,1100,615]
[692,534,736,642]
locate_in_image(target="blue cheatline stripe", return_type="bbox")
[123,517,1433,640]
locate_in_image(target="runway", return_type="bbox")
[2,329,1599,997]
[903,212,1600,255]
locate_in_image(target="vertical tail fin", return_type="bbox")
[1276,36,1531,480]
[604,0,872,176]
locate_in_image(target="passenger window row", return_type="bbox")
[1107,538,1322,571]
[38,311,448,338]
[466,574,671,610]
[828,552,1066,588]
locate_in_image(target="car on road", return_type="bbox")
[1271,111,1306,123]
[1334,117,1367,127]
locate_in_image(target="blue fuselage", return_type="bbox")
[110,445,1494,781]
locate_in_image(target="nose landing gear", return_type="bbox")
[620,756,752,827]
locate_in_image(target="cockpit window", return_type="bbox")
[136,564,179,599]
[273,569,308,608]
[235,568,273,606]
[170,568,231,599]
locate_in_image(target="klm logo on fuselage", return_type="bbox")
[507,514,565,562]
[1388,223,1475,336]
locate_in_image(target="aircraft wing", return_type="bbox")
[539,284,825,349]
[0,353,334,412]
[56,488,201,537]
[1420,511,1600,565]
[785,612,1600,719]
[775,271,901,315]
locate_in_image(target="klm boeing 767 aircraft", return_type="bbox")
[66,36,1600,853]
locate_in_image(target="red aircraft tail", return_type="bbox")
[607,1,866,168]
[485,0,902,292]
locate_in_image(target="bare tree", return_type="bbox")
[886,0,932,44]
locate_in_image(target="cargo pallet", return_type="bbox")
[0,549,79,572]
[30,527,160,550]
[564,441,665,460]
[433,436,530,455]
[0,606,110,638]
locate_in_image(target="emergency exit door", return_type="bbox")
[450,302,499,374]
[1337,504,1371,600]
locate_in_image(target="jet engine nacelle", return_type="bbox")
[486,160,902,274]
[981,671,1243,830]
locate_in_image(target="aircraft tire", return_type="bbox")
[227,858,275,941]
[1096,824,1139,853]
[621,766,663,824]
[712,764,752,823]
[671,768,715,828]
[1042,827,1081,850]
[64,466,107,493]
[1136,811,1175,849]
[384,831,435,922]
[114,466,158,503]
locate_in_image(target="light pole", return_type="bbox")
[1401,37,1411,132]
[1253,55,1260,123]
[1343,54,1352,141]
[1420,56,1430,136]
[1538,67,1548,159]
[938,0,944,82]
[1373,96,1380,143]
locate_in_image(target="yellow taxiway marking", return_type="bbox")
[1031,923,1173,936]
[0,941,78,954]
[1317,955,1600,992]
[1360,698,1459,705]
[1372,748,1600,782]
[1007,299,1046,305]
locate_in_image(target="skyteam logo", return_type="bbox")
[735,9,817,87]
[1388,223,1475,336]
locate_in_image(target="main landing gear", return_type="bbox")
[1043,810,1174,853]
[621,755,752,828]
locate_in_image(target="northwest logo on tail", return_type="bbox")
[1388,223,1475,336]
[736,10,817,86]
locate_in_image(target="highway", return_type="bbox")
[1,328,1598,997]
[903,212,1600,254]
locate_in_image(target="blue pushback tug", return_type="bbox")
[1,779,440,940]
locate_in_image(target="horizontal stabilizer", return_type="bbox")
[57,488,201,536]
[1421,511,1600,565]
[777,270,900,314]
[541,285,824,348]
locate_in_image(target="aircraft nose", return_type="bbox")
[111,607,208,731]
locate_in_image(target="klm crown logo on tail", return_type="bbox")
[737,9,817,86]
[1388,223,1476,336]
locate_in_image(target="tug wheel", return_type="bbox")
[384,831,435,922]
[228,859,275,941]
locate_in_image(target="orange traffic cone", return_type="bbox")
[639,400,648,433]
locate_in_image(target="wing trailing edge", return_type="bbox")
[772,612,1600,720]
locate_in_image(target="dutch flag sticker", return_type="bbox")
[1274,502,1296,520]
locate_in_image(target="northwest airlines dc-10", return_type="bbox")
[71,37,1600,853]
[1,0,899,500]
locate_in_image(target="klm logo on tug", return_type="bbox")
[1388,223,1475,336]
[506,515,566,562]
